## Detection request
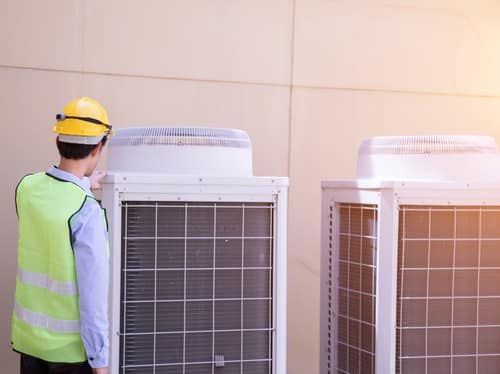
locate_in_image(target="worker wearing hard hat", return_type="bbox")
[11,98,112,374]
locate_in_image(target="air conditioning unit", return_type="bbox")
[320,135,500,374]
[101,127,288,374]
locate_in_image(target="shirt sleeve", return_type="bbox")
[71,197,109,368]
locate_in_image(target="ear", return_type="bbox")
[91,142,103,157]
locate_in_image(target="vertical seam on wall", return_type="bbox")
[79,0,85,90]
[287,0,297,178]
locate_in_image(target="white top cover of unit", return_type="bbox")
[356,135,500,181]
[107,127,253,176]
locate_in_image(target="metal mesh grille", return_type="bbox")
[110,127,251,148]
[358,136,498,155]
[335,203,377,373]
[397,206,500,373]
[120,201,274,374]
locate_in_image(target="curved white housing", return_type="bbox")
[356,135,500,181]
[107,127,253,176]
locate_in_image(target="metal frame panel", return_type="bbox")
[102,175,288,374]
[321,181,500,374]
[395,185,500,207]
[320,188,385,373]
[102,182,123,374]
[319,188,336,374]
[376,189,398,374]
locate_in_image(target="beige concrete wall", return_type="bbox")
[2,1,500,373]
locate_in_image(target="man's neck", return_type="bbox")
[57,158,88,179]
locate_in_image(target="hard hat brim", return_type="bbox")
[57,134,106,145]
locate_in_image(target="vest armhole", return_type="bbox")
[67,196,90,252]
[85,196,109,232]
[102,207,109,232]
[15,173,36,218]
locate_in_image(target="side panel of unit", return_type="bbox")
[319,188,337,373]
[102,182,124,374]
[376,189,399,374]
[320,187,383,374]
[273,186,288,374]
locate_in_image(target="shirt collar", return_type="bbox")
[46,165,93,196]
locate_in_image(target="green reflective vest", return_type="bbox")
[12,172,102,363]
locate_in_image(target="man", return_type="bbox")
[12,97,112,374]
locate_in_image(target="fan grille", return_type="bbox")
[109,127,251,149]
[119,201,275,373]
[359,136,498,155]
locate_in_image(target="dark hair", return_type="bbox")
[56,136,108,160]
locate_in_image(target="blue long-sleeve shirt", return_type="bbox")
[47,166,109,368]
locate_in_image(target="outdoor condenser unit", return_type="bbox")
[320,135,500,374]
[101,127,288,374]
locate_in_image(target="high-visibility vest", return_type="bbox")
[12,172,105,363]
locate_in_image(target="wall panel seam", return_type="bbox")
[287,0,297,178]
[0,65,290,89]
[3,65,499,100]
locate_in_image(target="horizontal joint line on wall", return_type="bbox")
[0,64,290,89]
[3,64,500,99]
[292,84,500,99]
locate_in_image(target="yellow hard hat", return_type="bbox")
[53,97,114,144]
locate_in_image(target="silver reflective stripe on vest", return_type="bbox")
[17,267,77,296]
[14,301,80,333]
